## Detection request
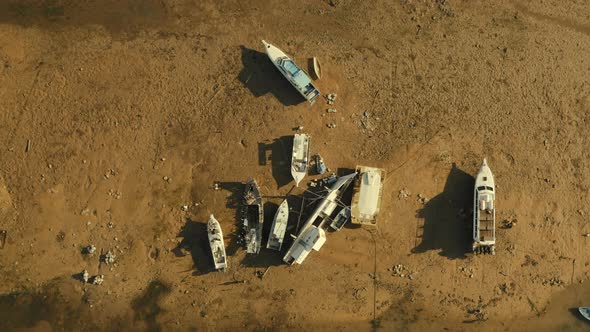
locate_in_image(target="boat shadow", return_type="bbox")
[258,136,293,189]
[412,163,474,259]
[238,46,305,106]
[217,181,246,257]
[569,308,590,323]
[174,217,216,275]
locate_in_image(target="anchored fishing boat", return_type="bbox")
[243,178,264,254]
[267,199,289,251]
[262,40,321,104]
[291,134,310,186]
[473,158,496,255]
[207,214,227,271]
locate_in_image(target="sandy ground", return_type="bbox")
[1,0,590,331]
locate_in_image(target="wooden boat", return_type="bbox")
[207,214,227,271]
[243,178,264,254]
[330,207,351,231]
[262,40,321,104]
[267,199,289,251]
[473,158,496,255]
[312,57,322,80]
[291,134,310,187]
[578,307,590,321]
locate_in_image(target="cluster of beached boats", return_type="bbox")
[206,41,498,272]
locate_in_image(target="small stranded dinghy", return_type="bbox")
[207,214,227,271]
[262,40,321,104]
[473,158,496,255]
[267,199,289,251]
[243,178,264,254]
[579,307,590,321]
[330,207,351,231]
[291,134,310,186]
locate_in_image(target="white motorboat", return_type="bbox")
[243,178,264,254]
[330,207,351,231]
[262,40,321,104]
[267,199,289,251]
[473,158,496,255]
[291,134,310,187]
[207,214,227,271]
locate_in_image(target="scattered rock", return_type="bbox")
[398,188,410,199]
[181,205,188,212]
[417,194,429,204]
[102,250,116,265]
[327,108,337,113]
[91,275,104,285]
[327,123,337,129]
[82,269,89,283]
[82,245,96,255]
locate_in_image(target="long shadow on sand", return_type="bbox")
[174,218,214,275]
[238,46,305,106]
[258,136,293,189]
[218,181,245,256]
[412,163,474,259]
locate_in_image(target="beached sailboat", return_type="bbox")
[473,158,496,255]
[243,178,264,254]
[207,214,227,271]
[267,199,289,251]
[262,40,321,104]
[291,134,310,187]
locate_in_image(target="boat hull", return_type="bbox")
[243,178,264,254]
[291,134,310,186]
[267,199,289,251]
[207,215,227,271]
[473,159,496,255]
[262,40,320,104]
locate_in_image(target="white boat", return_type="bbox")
[284,172,357,265]
[243,178,264,254]
[262,40,321,104]
[291,134,310,186]
[578,307,590,321]
[351,166,385,226]
[267,199,289,251]
[473,159,496,255]
[207,214,227,271]
[330,207,351,231]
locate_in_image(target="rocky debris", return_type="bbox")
[326,93,337,105]
[108,188,122,199]
[502,218,517,229]
[327,108,337,113]
[352,287,367,300]
[391,264,414,279]
[163,176,171,183]
[327,123,337,129]
[91,275,104,285]
[583,233,590,237]
[181,205,189,212]
[459,266,475,278]
[82,245,96,255]
[82,269,89,283]
[417,194,429,204]
[102,250,116,265]
[467,308,487,321]
[296,126,304,131]
[543,277,564,287]
[213,182,221,191]
[398,188,410,199]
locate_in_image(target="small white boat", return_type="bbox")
[207,214,227,271]
[262,40,321,104]
[291,134,310,186]
[578,307,590,321]
[267,199,289,251]
[283,226,326,265]
[330,207,351,231]
[473,158,496,255]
